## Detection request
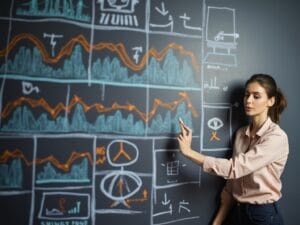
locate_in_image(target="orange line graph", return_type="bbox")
[1,92,199,122]
[0,147,106,171]
[0,33,200,72]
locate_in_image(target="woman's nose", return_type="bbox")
[245,95,253,103]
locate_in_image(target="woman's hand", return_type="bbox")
[177,118,193,157]
[177,118,205,165]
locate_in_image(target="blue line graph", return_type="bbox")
[1,102,193,135]
[36,157,89,184]
[0,159,23,188]
[1,45,199,88]
[16,0,91,22]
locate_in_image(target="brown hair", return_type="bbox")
[245,74,287,124]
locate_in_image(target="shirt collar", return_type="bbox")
[245,117,272,137]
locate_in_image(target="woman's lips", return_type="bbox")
[245,106,253,111]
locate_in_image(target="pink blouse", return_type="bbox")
[203,117,289,204]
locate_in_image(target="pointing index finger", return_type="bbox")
[179,118,190,135]
[179,117,184,124]
[179,117,185,133]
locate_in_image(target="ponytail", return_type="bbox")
[269,87,287,124]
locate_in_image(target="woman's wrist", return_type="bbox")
[182,146,192,157]
[184,148,205,166]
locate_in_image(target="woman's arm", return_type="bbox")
[178,118,235,224]
[178,118,289,179]
[177,118,206,165]
[212,192,235,225]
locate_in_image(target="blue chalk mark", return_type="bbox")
[36,158,89,184]
[0,159,23,188]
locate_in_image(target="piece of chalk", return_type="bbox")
[179,117,183,124]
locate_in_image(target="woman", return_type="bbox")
[177,74,288,225]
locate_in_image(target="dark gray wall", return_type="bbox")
[235,1,300,224]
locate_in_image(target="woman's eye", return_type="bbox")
[254,95,261,99]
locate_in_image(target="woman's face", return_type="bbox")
[243,81,275,119]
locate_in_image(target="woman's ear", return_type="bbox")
[268,96,275,107]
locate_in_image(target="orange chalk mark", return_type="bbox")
[117,178,124,196]
[0,149,32,166]
[96,146,106,165]
[1,92,199,122]
[0,146,107,170]
[59,198,66,213]
[112,142,131,162]
[210,131,220,141]
[0,33,200,72]
[110,178,132,208]
[126,189,148,205]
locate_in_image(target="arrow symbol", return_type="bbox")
[162,193,170,205]
[118,177,124,196]
[155,2,169,16]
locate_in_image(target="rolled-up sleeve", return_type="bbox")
[203,129,288,180]
[203,156,232,177]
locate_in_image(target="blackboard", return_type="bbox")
[0,0,299,225]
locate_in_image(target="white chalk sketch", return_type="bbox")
[97,0,139,26]
[106,139,139,167]
[166,160,179,176]
[97,0,139,13]
[207,117,224,141]
[153,191,196,223]
[150,14,174,32]
[38,192,90,220]
[160,154,187,184]
[204,76,219,91]
[207,117,224,131]
[132,46,143,64]
[179,200,191,213]
[179,13,202,31]
[204,6,239,67]
[155,2,169,16]
[43,33,63,57]
[204,76,229,92]
[155,149,199,187]
[202,105,232,151]
[162,192,170,205]
[150,2,174,32]
[22,81,40,95]
[153,192,173,217]
[100,140,142,208]
[100,169,142,208]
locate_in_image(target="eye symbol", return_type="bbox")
[207,117,224,131]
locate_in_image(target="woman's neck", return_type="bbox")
[250,116,268,135]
